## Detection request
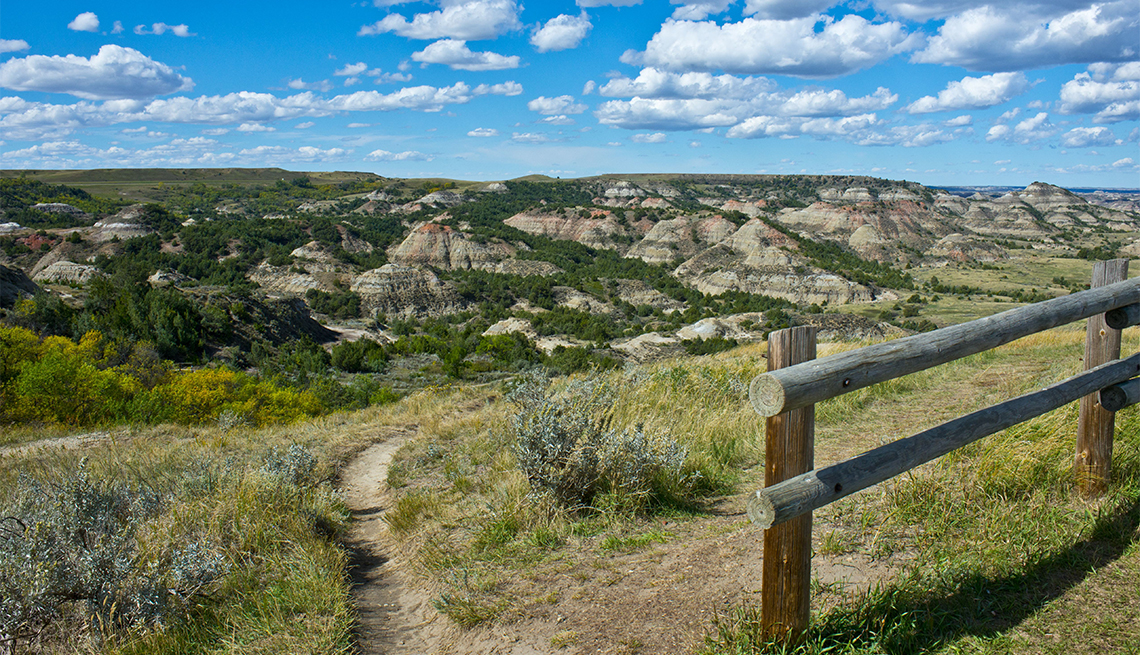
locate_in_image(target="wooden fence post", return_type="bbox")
[1076,259,1129,496]
[761,326,817,642]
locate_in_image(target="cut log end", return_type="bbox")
[747,490,777,529]
[750,374,786,417]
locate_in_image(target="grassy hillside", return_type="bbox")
[3,326,1136,653]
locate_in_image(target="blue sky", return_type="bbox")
[0,0,1137,188]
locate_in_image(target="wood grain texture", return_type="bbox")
[750,275,1140,417]
[1105,303,1140,330]
[761,326,816,643]
[1076,259,1129,496]
[748,353,1140,529]
[1100,378,1140,413]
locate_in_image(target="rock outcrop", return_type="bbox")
[32,260,102,285]
[554,286,613,314]
[613,279,684,313]
[91,205,156,242]
[389,222,509,270]
[32,203,90,220]
[350,264,465,318]
[504,209,636,250]
[625,215,738,264]
[0,265,37,306]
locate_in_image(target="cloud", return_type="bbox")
[905,72,1030,114]
[539,115,575,125]
[985,111,1057,143]
[600,67,775,99]
[68,12,100,32]
[743,0,834,19]
[527,95,587,114]
[467,127,499,136]
[0,40,29,54]
[1059,63,1140,123]
[582,80,596,95]
[0,82,521,141]
[594,72,897,131]
[333,62,413,83]
[0,45,194,100]
[411,40,520,70]
[364,149,432,161]
[631,15,920,78]
[531,12,592,52]
[670,1,735,21]
[0,137,236,168]
[577,0,641,6]
[631,132,667,143]
[913,2,1138,70]
[295,121,315,129]
[727,113,882,139]
[236,123,275,132]
[944,114,972,126]
[287,78,335,92]
[474,81,523,95]
[134,23,195,37]
[359,0,522,40]
[511,132,554,143]
[112,21,124,34]
[239,145,350,162]
[335,62,370,76]
[1060,126,1118,147]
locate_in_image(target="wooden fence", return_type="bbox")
[749,259,1140,641]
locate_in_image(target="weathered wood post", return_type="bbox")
[1076,258,1129,496]
[760,326,816,642]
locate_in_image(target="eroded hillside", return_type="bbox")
[2,171,1138,386]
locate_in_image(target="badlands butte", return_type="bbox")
[2,169,1139,373]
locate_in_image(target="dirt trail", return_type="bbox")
[339,425,451,655]
[336,415,907,654]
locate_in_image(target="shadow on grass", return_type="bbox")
[706,496,1139,654]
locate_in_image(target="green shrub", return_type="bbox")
[507,373,690,511]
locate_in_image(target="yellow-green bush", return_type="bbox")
[0,326,323,428]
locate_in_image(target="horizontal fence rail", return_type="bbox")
[1101,377,1140,413]
[749,276,1140,417]
[748,353,1140,529]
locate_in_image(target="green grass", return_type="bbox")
[0,384,494,654]
[699,327,1140,654]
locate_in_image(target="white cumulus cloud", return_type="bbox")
[0,40,30,54]
[986,111,1058,143]
[1061,126,1118,147]
[913,2,1138,70]
[0,81,523,141]
[359,0,522,40]
[1059,63,1140,123]
[577,0,641,6]
[365,149,432,161]
[906,72,1030,114]
[68,12,99,32]
[134,23,194,37]
[632,15,920,78]
[0,45,194,100]
[412,40,520,70]
[531,12,592,52]
[528,95,588,114]
[670,0,734,21]
[468,127,500,136]
[474,81,523,96]
[631,132,667,142]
